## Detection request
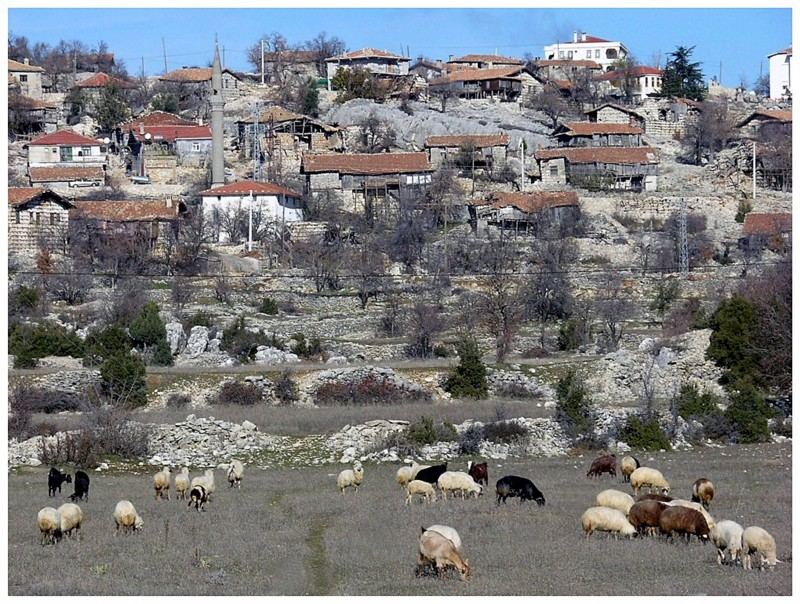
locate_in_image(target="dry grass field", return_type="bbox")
[8,443,791,596]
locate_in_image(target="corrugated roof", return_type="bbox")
[71,200,182,222]
[447,54,523,65]
[425,133,509,148]
[430,67,525,85]
[28,129,102,146]
[29,166,105,183]
[199,180,301,198]
[534,146,658,164]
[302,152,432,175]
[742,212,792,236]
[8,58,45,73]
[326,48,409,62]
[75,72,136,88]
[474,190,579,213]
[560,121,643,135]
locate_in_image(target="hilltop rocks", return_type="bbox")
[254,346,300,365]
[165,322,187,355]
[326,419,410,462]
[487,368,552,399]
[185,326,210,357]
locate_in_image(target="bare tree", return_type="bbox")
[304,31,346,77]
[293,236,346,293]
[594,274,634,351]
[683,98,736,165]
[378,291,404,338]
[479,234,523,362]
[528,87,575,128]
[405,301,444,358]
[351,232,385,309]
[356,113,396,153]
[246,32,291,86]
[524,238,576,348]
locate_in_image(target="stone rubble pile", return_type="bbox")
[309,366,431,402]
[487,368,551,399]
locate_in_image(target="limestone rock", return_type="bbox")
[185,326,210,357]
[165,321,187,355]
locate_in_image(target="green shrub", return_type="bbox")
[676,383,721,419]
[273,370,299,405]
[618,415,672,451]
[83,325,133,366]
[9,321,85,360]
[258,297,280,315]
[291,333,323,359]
[433,343,452,358]
[557,319,583,351]
[437,421,459,442]
[315,375,430,406]
[167,393,191,408]
[13,349,38,369]
[458,424,485,454]
[217,381,263,406]
[650,278,681,318]
[483,420,528,443]
[152,340,174,366]
[184,311,213,330]
[735,199,752,223]
[724,380,772,443]
[406,416,437,445]
[100,352,147,408]
[13,286,39,312]
[706,295,760,386]
[444,336,488,399]
[129,301,172,366]
[222,316,275,362]
[555,368,594,438]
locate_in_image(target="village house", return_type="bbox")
[584,102,646,129]
[29,165,106,189]
[468,190,579,236]
[636,96,702,137]
[552,122,643,147]
[26,130,108,188]
[199,180,304,243]
[594,66,663,103]
[445,54,523,72]
[160,66,243,101]
[740,212,792,253]
[8,58,45,99]
[768,46,791,100]
[736,109,792,140]
[424,133,509,170]
[73,72,137,113]
[325,48,410,91]
[8,94,62,135]
[262,50,321,83]
[428,66,540,103]
[534,146,658,192]
[543,31,629,72]
[301,152,432,219]
[410,58,445,82]
[532,59,602,81]
[8,187,74,255]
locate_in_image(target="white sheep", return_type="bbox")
[742,526,781,571]
[57,502,83,540]
[174,467,190,501]
[227,460,244,489]
[113,500,144,535]
[620,455,639,483]
[665,499,716,529]
[153,466,171,501]
[405,480,437,505]
[425,524,462,552]
[37,507,61,546]
[630,467,670,496]
[596,489,635,515]
[437,471,483,500]
[192,469,216,501]
[396,461,430,488]
[581,506,637,538]
[710,520,744,566]
[336,462,364,495]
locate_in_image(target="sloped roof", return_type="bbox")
[742,212,792,236]
[141,125,212,142]
[447,54,523,65]
[8,58,44,73]
[534,59,602,70]
[673,97,703,110]
[430,66,526,85]
[75,72,137,89]
[473,190,579,213]
[326,48,409,62]
[558,121,643,136]
[199,180,301,198]
[584,103,644,119]
[71,200,182,222]
[302,152,432,175]
[122,111,196,131]
[560,34,611,44]
[10,95,58,110]
[595,66,663,81]
[263,50,317,63]
[28,129,102,146]
[9,187,49,207]
[767,46,792,58]
[534,146,658,164]
[237,105,305,124]
[736,109,793,127]
[425,133,509,148]
[159,67,241,83]
[29,166,105,183]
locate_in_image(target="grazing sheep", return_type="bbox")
[153,466,171,501]
[191,469,216,501]
[113,500,143,535]
[665,499,716,529]
[742,526,781,571]
[691,478,715,509]
[467,461,489,486]
[596,489,635,515]
[57,503,83,540]
[425,525,462,552]
[581,506,637,538]
[336,462,364,495]
[48,467,71,497]
[188,485,208,511]
[397,461,430,488]
[630,467,670,496]
[69,470,90,502]
[636,493,673,503]
[417,526,470,581]
[496,475,545,505]
[414,463,448,485]
[227,460,244,489]
[405,480,437,505]
[627,499,667,537]
[586,454,617,479]
[620,455,640,483]
[37,507,62,546]
[658,506,709,543]
[437,471,482,501]
[710,520,744,566]
[175,467,190,501]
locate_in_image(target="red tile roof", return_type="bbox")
[535,59,602,70]
[122,111,196,131]
[447,54,523,65]
[75,72,136,89]
[8,187,47,206]
[737,109,793,127]
[141,125,212,142]
[199,180,301,198]
[71,200,182,222]
[302,152,432,175]
[561,35,611,44]
[673,97,704,110]
[29,166,105,183]
[430,67,525,85]
[160,67,213,82]
[560,121,643,135]
[8,58,44,73]
[534,146,658,164]
[473,190,579,213]
[28,129,103,147]
[326,48,409,62]
[595,66,662,81]
[742,212,792,236]
[425,133,510,148]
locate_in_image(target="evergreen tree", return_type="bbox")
[128,301,173,366]
[659,46,705,101]
[95,82,131,132]
[301,77,320,117]
[444,336,488,399]
[706,295,759,386]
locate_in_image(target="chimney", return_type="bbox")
[165,197,173,208]
[139,124,145,135]
[198,117,203,126]
[23,58,30,65]
[581,33,587,42]
[573,31,578,43]
[448,54,454,61]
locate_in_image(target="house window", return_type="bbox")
[595,49,600,58]
[35,212,40,225]
[19,74,28,82]
[559,51,565,59]
[81,146,91,156]
[15,210,20,224]
[50,213,59,225]
[567,51,573,59]
[192,142,201,152]
[586,50,592,58]
[550,164,559,177]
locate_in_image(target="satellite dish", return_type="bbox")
[102,137,111,144]
[144,133,152,141]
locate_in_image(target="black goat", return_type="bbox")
[48,467,71,497]
[70,471,90,502]
[496,475,545,506]
[413,463,448,485]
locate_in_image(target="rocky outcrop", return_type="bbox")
[165,321,187,355]
[185,326,210,357]
[254,346,300,365]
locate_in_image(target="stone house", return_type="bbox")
[160,66,243,101]
[445,54,523,72]
[8,58,45,99]
[584,103,646,129]
[532,59,602,81]
[468,190,579,235]
[325,48,410,91]
[740,212,792,252]
[199,180,304,243]
[736,109,792,140]
[543,32,629,72]
[552,122,643,147]
[8,187,74,254]
[768,46,791,100]
[636,96,702,137]
[593,66,663,103]
[424,133,509,170]
[262,50,321,83]
[301,152,432,219]
[534,146,658,192]
[409,58,445,81]
[8,94,63,134]
[73,72,137,112]
[429,66,540,103]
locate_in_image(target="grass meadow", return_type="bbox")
[8,443,791,595]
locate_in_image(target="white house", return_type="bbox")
[768,46,791,100]
[8,58,45,99]
[325,48,410,91]
[27,129,107,167]
[594,66,663,102]
[543,31,628,72]
[199,180,303,243]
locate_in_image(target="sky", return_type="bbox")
[7,7,792,87]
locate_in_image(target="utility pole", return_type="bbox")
[162,37,168,74]
[252,100,261,181]
[752,142,757,200]
[222,46,226,68]
[519,138,525,192]
[140,56,145,80]
[261,39,265,85]
[248,190,254,252]
[678,197,689,277]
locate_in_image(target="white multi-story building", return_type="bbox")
[543,31,628,72]
[595,66,663,102]
[768,46,791,100]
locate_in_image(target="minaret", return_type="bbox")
[210,43,225,188]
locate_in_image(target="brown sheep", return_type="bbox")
[627,499,667,536]
[417,527,470,582]
[636,493,673,503]
[691,478,714,509]
[586,454,616,479]
[658,506,710,543]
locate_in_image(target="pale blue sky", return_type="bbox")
[8,7,792,86]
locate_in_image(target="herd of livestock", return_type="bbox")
[35,452,783,585]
